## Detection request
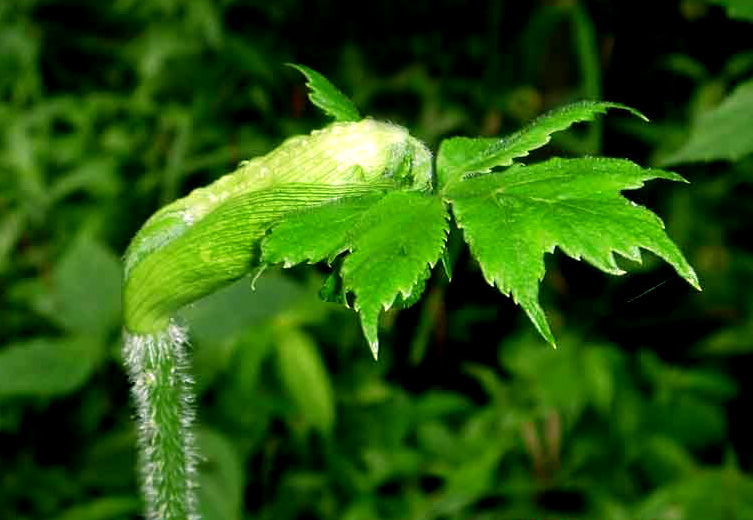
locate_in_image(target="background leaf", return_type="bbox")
[0,337,104,399]
[48,497,139,520]
[50,237,122,334]
[178,273,309,392]
[197,428,245,520]
[663,79,753,164]
[705,0,753,21]
[275,326,336,436]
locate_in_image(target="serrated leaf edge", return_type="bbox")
[287,63,361,122]
[346,205,450,359]
[438,101,648,188]
[448,157,699,348]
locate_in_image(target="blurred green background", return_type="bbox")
[2,1,753,519]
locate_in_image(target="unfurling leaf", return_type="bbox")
[123,119,432,335]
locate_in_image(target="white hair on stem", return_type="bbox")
[122,320,200,520]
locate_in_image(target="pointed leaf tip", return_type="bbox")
[688,268,702,292]
[287,63,361,122]
[448,156,698,348]
[437,100,650,188]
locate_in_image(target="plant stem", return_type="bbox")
[570,3,603,153]
[122,320,199,520]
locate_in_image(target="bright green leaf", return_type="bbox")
[319,266,346,304]
[288,63,361,122]
[663,79,753,164]
[0,337,104,399]
[261,193,385,267]
[263,191,448,358]
[437,101,646,187]
[275,326,335,436]
[446,157,700,346]
[341,192,447,357]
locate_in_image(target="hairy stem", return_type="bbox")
[123,321,199,520]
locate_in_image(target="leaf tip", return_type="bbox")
[284,62,306,73]
[688,269,702,292]
[285,62,360,122]
[610,102,649,122]
[369,340,379,361]
[632,109,650,123]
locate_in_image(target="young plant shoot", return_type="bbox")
[122,64,700,519]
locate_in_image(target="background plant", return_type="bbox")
[2,1,752,519]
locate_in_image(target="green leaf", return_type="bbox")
[263,191,448,358]
[52,236,122,334]
[445,157,700,346]
[663,79,753,164]
[0,209,24,274]
[178,273,307,393]
[275,326,336,436]
[49,497,140,520]
[179,273,307,344]
[336,192,448,358]
[197,428,244,520]
[638,436,697,485]
[0,337,104,399]
[319,265,346,304]
[288,63,361,122]
[635,468,753,520]
[262,193,385,267]
[436,101,646,187]
[705,0,753,21]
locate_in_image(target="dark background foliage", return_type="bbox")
[2,1,753,519]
